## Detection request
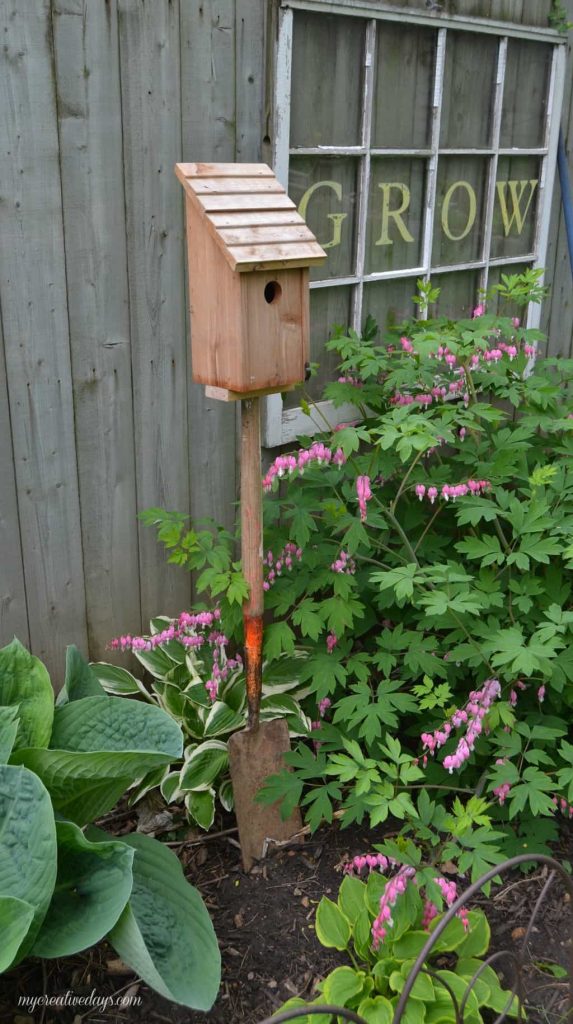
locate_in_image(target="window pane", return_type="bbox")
[490,157,540,260]
[501,40,552,149]
[363,278,416,337]
[433,270,480,318]
[372,22,436,149]
[289,157,359,281]
[283,286,351,410]
[440,32,497,149]
[366,158,426,273]
[290,12,364,148]
[432,156,489,266]
[487,263,532,319]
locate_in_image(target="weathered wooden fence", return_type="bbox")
[0,0,572,679]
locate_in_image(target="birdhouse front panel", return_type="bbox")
[176,163,326,394]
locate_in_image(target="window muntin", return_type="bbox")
[267,3,566,446]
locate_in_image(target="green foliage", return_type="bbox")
[94,626,311,830]
[0,640,220,1011]
[278,872,517,1024]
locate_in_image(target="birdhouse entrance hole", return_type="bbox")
[264,280,282,305]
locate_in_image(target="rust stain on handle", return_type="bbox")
[244,612,264,730]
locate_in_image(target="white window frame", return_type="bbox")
[263,0,567,448]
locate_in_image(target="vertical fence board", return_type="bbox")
[118,0,191,624]
[543,2,573,357]
[236,0,266,161]
[0,309,29,647]
[0,0,87,677]
[52,0,141,656]
[180,0,239,530]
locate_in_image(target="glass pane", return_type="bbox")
[283,286,352,410]
[501,40,552,149]
[290,12,364,148]
[363,278,416,338]
[372,22,436,149]
[366,158,426,273]
[432,156,489,266]
[487,262,532,319]
[289,157,359,281]
[440,32,497,149]
[491,157,540,260]
[432,270,480,318]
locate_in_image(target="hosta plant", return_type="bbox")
[0,638,220,1011]
[93,612,311,830]
[279,859,517,1024]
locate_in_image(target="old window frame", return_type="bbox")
[262,0,567,448]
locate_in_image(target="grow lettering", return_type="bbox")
[298,176,538,247]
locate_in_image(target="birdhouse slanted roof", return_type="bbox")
[175,162,327,273]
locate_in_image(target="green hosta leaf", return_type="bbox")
[0,764,57,965]
[322,965,365,1005]
[0,638,54,749]
[107,832,220,1010]
[185,788,216,830]
[133,645,176,679]
[394,962,435,1003]
[273,998,327,1024]
[390,994,425,1024]
[432,970,479,1018]
[0,706,19,763]
[456,910,490,958]
[218,776,234,812]
[338,874,367,925]
[0,896,35,971]
[392,930,432,959]
[57,646,105,705]
[357,995,394,1024]
[11,696,183,825]
[428,915,468,952]
[90,662,148,697]
[203,701,243,738]
[32,822,134,957]
[315,896,351,950]
[48,695,183,759]
[160,771,182,804]
[366,871,389,916]
[179,740,228,791]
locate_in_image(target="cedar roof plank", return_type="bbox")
[190,177,285,195]
[177,162,273,178]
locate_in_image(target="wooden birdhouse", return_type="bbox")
[175,162,326,398]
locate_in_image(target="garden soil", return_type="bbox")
[1,815,571,1024]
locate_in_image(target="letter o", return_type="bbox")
[441,180,477,242]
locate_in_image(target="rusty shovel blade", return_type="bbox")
[228,718,302,872]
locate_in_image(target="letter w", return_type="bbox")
[496,179,538,235]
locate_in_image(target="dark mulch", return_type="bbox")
[1,816,571,1024]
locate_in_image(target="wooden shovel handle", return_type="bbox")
[241,398,264,729]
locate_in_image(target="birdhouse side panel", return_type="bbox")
[185,197,246,389]
[241,269,309,393]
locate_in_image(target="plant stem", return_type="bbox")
[390,449,426,515]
